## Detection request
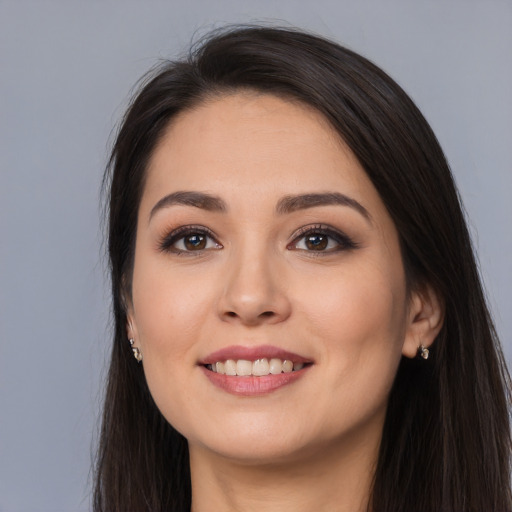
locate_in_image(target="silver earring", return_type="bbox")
[129,338,142,363]
[419,344,429,360]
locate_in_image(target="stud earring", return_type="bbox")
[419,344,429,360]
[129,338,142,363]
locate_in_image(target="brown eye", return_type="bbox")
[289,226,359,253]
[160,226,222,254]
[184,234,207,250]
[305,234,328,251]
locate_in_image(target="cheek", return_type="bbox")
[130,261,212,426]
[289,259,407,437]
[130,251,217,381]
[297,256,407,380]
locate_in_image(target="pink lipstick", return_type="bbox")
[199,345,313,396]
[200,345,311,365]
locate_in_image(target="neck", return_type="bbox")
[189,433,378,512]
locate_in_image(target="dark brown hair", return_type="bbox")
[95,26,511,511]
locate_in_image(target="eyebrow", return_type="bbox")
[149,191,227,220]
[149,190,371,224]
[276,193,372,223]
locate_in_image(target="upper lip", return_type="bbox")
[199,345,312,365]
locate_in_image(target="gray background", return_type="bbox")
[1,1,510,510]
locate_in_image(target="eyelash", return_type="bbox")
[287,224,359,254]
[158,224,358,255]
[158,225,221,255]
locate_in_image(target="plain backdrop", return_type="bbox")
[1,1,511,510]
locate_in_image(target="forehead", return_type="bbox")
[141,92,384,217]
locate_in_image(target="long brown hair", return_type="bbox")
[95,26,511,511]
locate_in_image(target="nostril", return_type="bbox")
[260,311,274,317]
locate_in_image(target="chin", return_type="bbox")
[199,437,315,466]
[184,414,334,466]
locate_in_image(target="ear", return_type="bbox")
[402,283,444,359]
[122,284,140,346]
[125,308,139,345]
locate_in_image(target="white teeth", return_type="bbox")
[282,360,293,373]
[208,357,307,376]
[269,358,283,374]
[252,358,270,376]
[224,359,237,376]
[236,359,252,376]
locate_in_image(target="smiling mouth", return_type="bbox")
[205,358,311,377]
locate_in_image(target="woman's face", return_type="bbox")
[128,93,420,464]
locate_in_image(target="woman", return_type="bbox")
[94,26,511,511]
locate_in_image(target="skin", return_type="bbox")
[127,93,443,512]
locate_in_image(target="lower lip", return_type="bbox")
[201,366,311,396]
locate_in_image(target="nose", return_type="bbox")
[217,245,292,326]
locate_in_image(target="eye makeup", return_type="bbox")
[156,221,359,257]
[157,225,222,255]
[287,224,359,254]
